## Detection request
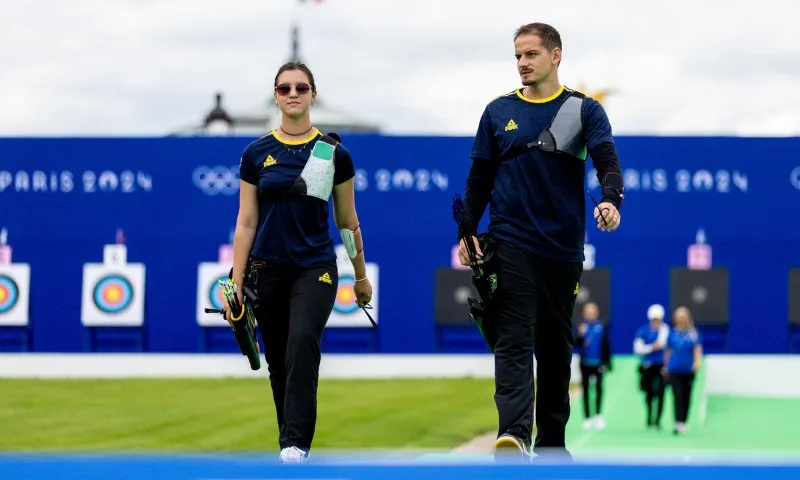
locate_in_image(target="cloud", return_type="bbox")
[0,0,797,136]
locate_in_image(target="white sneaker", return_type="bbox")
[279,446,309,464]
[594,416,606,431]
[582,418,595,431]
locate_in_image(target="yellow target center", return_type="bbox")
[337,286,355,303]
[104,286,122,303]
[0,288,6,302]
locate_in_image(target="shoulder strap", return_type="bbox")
[284,132,340,199]
[496,91,585,163]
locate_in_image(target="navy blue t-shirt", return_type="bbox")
[470,86,615,261]
[239,129,355,267]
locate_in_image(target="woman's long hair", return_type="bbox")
[675,306,698,341]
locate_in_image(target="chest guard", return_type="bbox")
[530,92,588,161]
[287,133,340,201]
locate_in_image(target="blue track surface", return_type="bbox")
[2,454,800,480]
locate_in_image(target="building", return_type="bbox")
[168,26,382,137]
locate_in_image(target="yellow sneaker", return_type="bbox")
[493,433,529,461]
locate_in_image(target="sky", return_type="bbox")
[1,0,798,137]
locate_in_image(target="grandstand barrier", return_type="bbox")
[0,353,798,400]
[704,354,800,398]
[0,353,583,380]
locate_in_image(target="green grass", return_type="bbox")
[0,378,497,452]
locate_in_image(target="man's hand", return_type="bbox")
[593,202,621,232]
[458,236,483,266]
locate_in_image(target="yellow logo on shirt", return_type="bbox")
[574,282,580,295]
[505,119,518,131]
[263,155,276,167]
[318,272,332,285]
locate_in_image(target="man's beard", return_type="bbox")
[520,71,537,86]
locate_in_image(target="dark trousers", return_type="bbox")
[490,240,582,454]
[640,364,665,426]
[579,364,603,418]
[252,260,338,451]
[669,372,695,423]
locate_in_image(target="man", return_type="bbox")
[633,304,670,430]
[458,22,624,461]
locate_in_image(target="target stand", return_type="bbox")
[433,267,487,353]
[670,267,729,354]
[788,269,800,353]
[572,268,612,327]
[80,245,147,352]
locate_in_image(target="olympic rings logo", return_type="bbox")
[192,166,240,196]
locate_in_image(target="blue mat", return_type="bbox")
[1,454,800,480]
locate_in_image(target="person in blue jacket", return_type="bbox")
[663,306,703,435]
[574,301,612,431]
[633,304,670,430]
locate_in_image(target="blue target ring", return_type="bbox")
[333,274,359,314]
[0,275,19,315]
[208,275,228,311]
[92,274,134,315]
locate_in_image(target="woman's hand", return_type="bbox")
[222,287,243,324]
[354,278,373,307]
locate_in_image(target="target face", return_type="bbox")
[333,274,359,314]
[0,274,19,314]
[92,274,134,314]
[208,276,228,310]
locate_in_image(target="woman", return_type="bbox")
[633,304,670,430]
[575,302,612,431]
[663,306,703,436]
[225,61,373,464]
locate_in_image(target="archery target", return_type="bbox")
[92,274,134,314]
[208,275,228,311]
[81,263,145,327]
[196,262,233,327]
[333,274,359,315]
[0,275,19,315]
[327,263,380,327]
[0,264,30,326]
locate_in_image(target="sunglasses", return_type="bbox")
[275,83,311,96]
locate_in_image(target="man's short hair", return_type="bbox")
[513,23,562,52]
